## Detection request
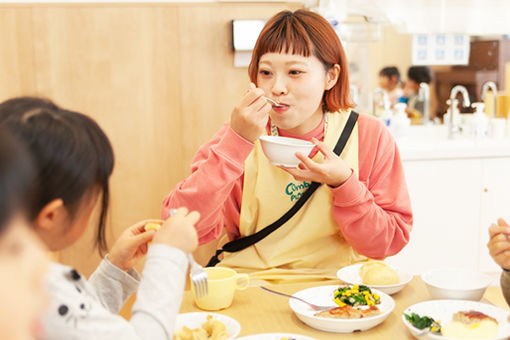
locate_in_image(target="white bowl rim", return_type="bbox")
[259,135,314,147]
[236,333,317,340]
[401,299,510,340]
[336,263,413,289]
[290,285,396,322]
[421,268,492,291]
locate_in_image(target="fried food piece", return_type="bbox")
[453,310,497,325]
[173,316,229,340]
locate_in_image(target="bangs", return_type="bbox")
[249,9,354,112]
[257,13,313,58]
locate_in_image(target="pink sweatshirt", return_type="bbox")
[162,113,413,259]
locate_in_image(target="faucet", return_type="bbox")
[373,88,390,117]
[448,85,471,138]
[418,82,430,124]
[481,81,498,118]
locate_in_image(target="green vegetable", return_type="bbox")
[403,312,441,333]
[333,285,380,307]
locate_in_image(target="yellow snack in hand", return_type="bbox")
[144,222,161,232]
[360,261,399,285]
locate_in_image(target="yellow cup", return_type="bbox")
[191,267,249,310]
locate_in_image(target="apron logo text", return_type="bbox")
[285,181,311,202]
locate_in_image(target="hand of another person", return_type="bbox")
[109,220,161,272]
[282,138,352,187]
[488,218,510,270]
[230,83,271,142]
[152,207,200,254]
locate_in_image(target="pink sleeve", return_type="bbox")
[161,123,252,245]
[331,115,412,259]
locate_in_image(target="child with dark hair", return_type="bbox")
[404,66,434,118]
[0,97,200,340]
[0,126,48,340]
[379,66,403,107]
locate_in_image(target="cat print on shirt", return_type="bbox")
[56,269,92,328]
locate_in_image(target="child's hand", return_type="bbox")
[109,220,160,272]
[152,207,200,253]
[488,218,510,270]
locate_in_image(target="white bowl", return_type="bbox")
[173,312,241,340]
[421,268,492,301]
[237,334,317,340]
[336,263,413,295]
[289,285,395,333]
[402,300,510,340]
[259,136,314,168]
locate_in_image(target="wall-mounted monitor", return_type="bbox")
[231,19,265,51]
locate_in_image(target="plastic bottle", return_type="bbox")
[443,99,461,128]
[379,106,393,128]
[391,103,411,140]
[470,102,488,140]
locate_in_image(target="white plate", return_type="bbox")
[173,312,241,340]
[336,263,412,295]
[402,300,510,340]
[237,333,317,340]
[289,285,395,333]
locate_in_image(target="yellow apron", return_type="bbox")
[219,111,365,283]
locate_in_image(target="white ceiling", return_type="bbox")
[315,0,510,35]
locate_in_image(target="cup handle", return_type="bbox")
[235,273,250,290]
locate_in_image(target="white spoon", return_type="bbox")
[265,97,285,108]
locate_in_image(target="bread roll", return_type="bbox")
[360,262,399,285]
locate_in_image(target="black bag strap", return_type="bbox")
[206,111,359,267]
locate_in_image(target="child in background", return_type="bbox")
[378,66,403,108]
[403,66,433,119]
[488,218,510,307]
[0,97,200,340]
[0,126,49,340]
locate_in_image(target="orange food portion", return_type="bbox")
[315,305,380,319]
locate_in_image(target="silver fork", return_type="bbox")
[168,208,208,298]
[188,254,208,298]
[260,286,336,312]
[265,97,285,108]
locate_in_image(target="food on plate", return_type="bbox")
[403,312,442,333]
[360,261,399,285]
[174,315,228,340]
[333,285,380,307]
[441,310,498,339]
[314,285,381,319]
[144,222,162,232]
[315,304,380,319]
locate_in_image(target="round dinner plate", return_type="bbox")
[402,300,510,340]
[336,263,412,295]
[173,312,241,340]
[237,333,317,340]
[289,285,395,333]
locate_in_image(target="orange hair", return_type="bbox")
[248,9,354,112]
